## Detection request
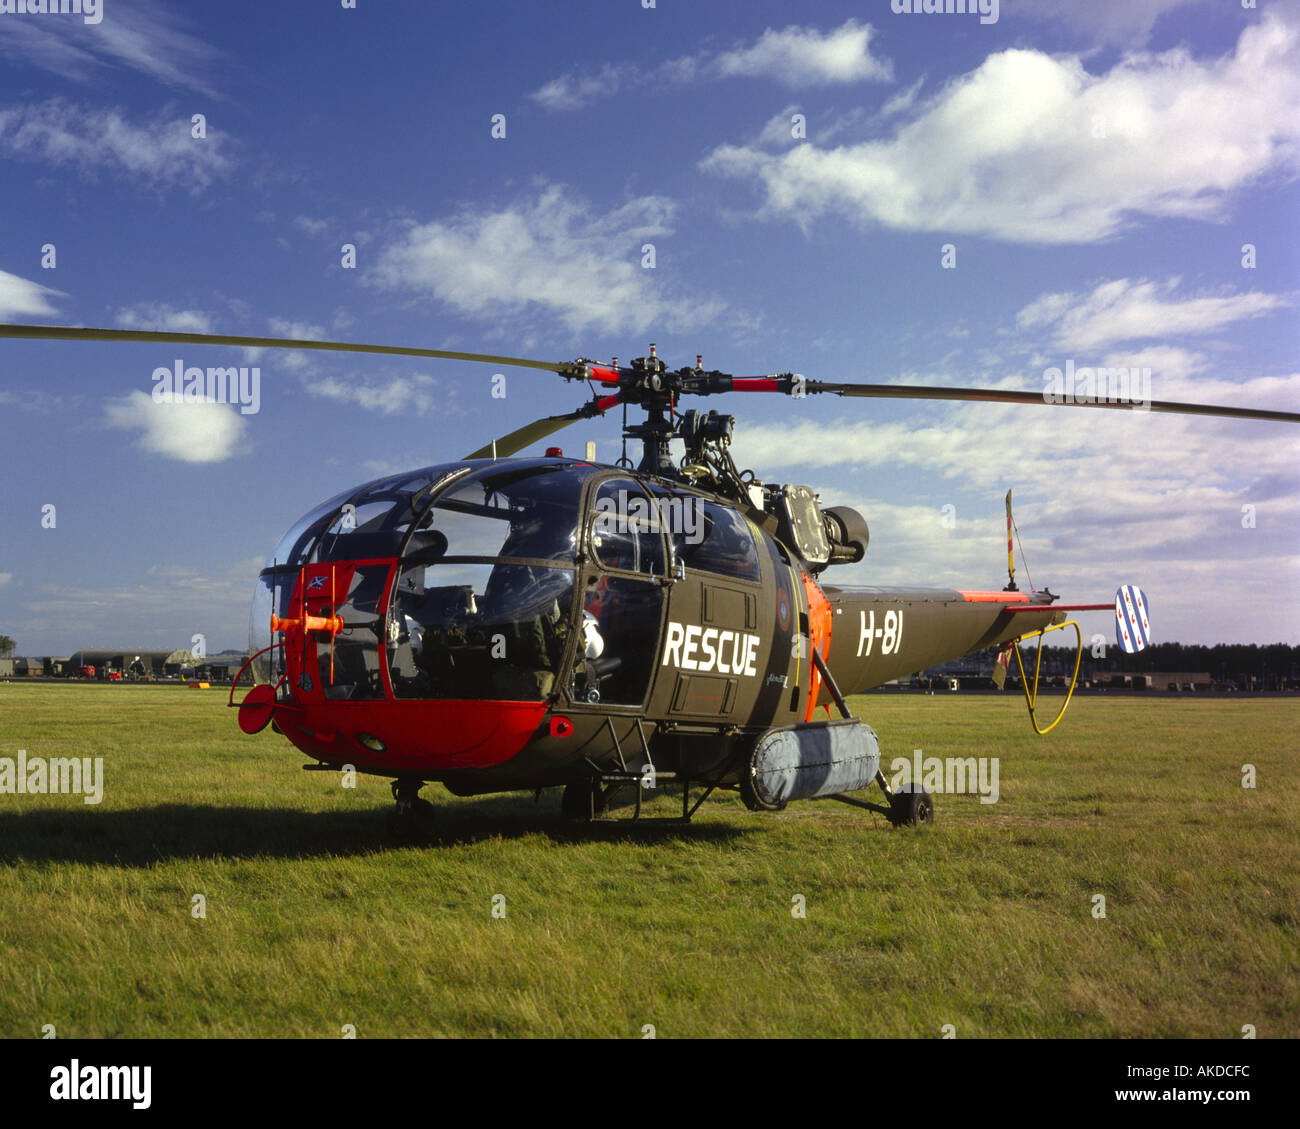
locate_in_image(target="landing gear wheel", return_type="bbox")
[888,786,934,827]
[387,777,435,840]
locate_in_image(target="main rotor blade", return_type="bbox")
[805,380,1300,424]
[0,323,568,374]
[463,394,621,459]
[464,414,586,460]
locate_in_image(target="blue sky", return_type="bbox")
[0,0,1297,656]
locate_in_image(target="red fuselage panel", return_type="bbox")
[275,698,547,773]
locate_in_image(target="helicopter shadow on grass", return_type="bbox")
[0,792,749,867]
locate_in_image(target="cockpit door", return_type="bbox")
[647,484,768,720]
[571,476,669,708]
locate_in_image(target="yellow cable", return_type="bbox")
[1011,620,1082,735]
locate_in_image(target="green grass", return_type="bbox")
[0,683,1296,1038]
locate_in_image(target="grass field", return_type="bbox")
[0,683,1295,1038]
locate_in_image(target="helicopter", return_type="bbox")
[4,322,1297,836]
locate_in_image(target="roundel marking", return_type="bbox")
[777,587,791,631]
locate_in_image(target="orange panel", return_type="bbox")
[801,572,832,722]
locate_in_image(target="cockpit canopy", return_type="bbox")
[250,458,767,705]
[263,460,592,571]
[251,460,597,693]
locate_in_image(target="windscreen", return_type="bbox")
[386,462,596,700]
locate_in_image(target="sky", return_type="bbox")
[0,0,1297,657]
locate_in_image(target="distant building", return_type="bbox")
[0,657,49,677]
[200,652,252,683]
[1137,672,1212,691]
[68,650,179,677]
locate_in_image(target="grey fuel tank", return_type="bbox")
[742,718,881,809]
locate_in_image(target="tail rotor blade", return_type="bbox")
[1005,489,1015,590]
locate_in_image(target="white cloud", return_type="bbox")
[753,104,874,150]
[16,556,262,655]
[734,377,1299,641]
[530,64,624,112]
[1017,279,1291,351]
[1098,344,1206,383]
[1011,0,1209,48]
[261,319,327,374]
[0,572,12,588]
[0,268,63,319]
[370,185,724,336]
[0,99,236,192]
[359,455,429,479]
[880,76,926,118]
[104,390,247,463]
[115,303,214,334]
[302,371,443,416]
[714,20,893,85]
[757,105,807,148]
[0,0,221,95]
[266,318,326,340]
[292,216,331,238]
[740,376,1300,483]
[529,20,890,110]
[701,15,1300,243]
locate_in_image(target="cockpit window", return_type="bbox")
[314,467,472,563]
[421,463,593,562]
[650,487,762,582]
[258,460,600,702]
[265,464,466,569]
[385,462,598,700]
[387,561,575,700]
[589,477,667,575]
[264,485,360,569]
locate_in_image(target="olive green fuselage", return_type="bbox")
[437,499,1057,793]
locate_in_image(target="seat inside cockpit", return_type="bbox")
[385,463,591,702]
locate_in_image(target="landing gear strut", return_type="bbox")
[811,646,934,828]
[561,777,614,820]
[387,776,435,840]
[560,770,726,823]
